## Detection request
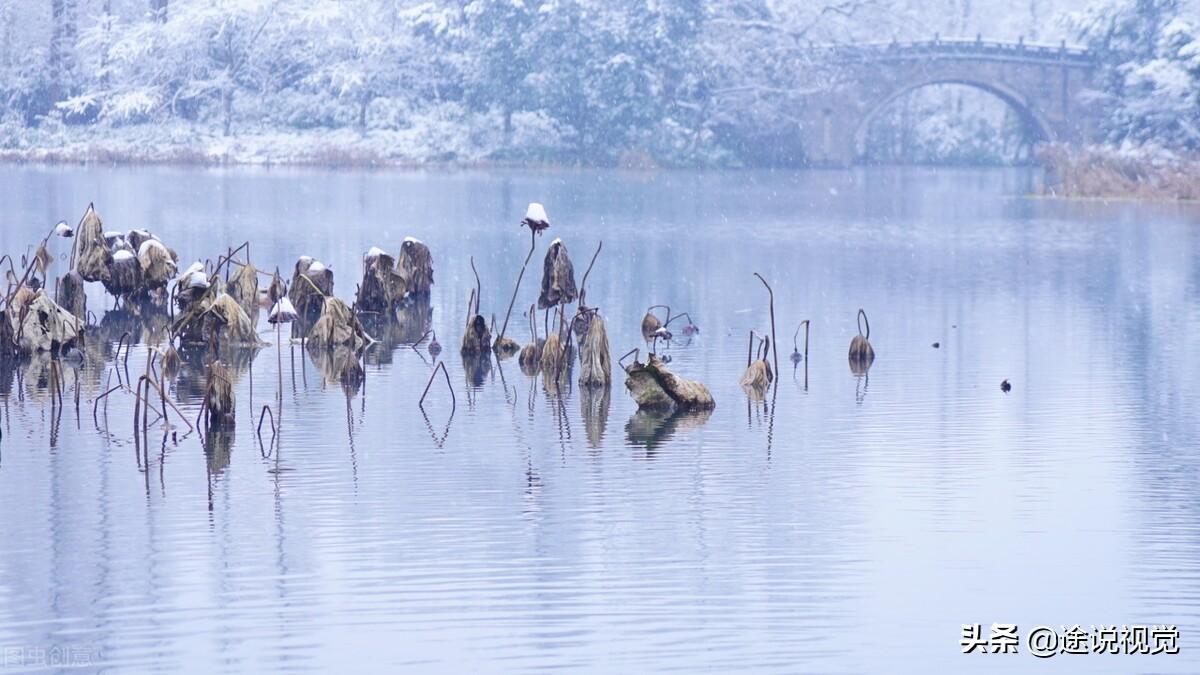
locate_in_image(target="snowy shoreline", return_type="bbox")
[0,124,506,169]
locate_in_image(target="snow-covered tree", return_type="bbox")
[298,1,443,134]
[1069,0,1200,149]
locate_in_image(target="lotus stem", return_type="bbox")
[419,361,455,409]
[753,273,779,384]
[857,308,870,339]
[498,228,536,343]
[469,256,482,316]
[794,320,810,362]
[665,312,694,327]
[578,240,603,306]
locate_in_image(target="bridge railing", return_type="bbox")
[811,37,1093,66]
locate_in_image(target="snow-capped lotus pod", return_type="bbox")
[289,256,333,337]
[180,262,209,289]
[173,263,211,313]
[537,238,577,310]
[523,202,550,234]
[103,249,142,297]
[74,204,112,283]
[290,256,333,296]
[356,247,402,312]
[397,237,433,296]
[305,259,334,295]
[138,239,177,289]
[53,221,73,238]
[268,297,298,324]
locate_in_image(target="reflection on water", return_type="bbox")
[0,165,1199,673]
[580,384,611,449]
[625,407,714,454]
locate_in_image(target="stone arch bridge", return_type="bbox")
[799,38,1097,165]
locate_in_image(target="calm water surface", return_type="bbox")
[0,165,1198,673]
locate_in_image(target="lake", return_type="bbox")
[0,164,1198,673]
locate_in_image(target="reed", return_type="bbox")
[1039,143,1200,201]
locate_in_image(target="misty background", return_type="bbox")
[0,0,1197,166]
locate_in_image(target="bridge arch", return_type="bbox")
[797,39,1098,165]
[850,78,1057,161]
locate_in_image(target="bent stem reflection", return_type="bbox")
[420,401,455,449]
[766,384,777,461]
[257,405,277,457]
[553,391,572,452]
